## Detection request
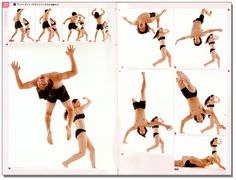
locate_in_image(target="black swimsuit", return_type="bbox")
[150,12,156,18]
[181,87,197,99]
[46,85,70,103]
[193,14,204,24]
[75,128,86,138]
[209,41,216,53]
[15,21,23,29]
[158,36,166,50]
[68,23,78,30]
[96,24,104,30]
[42,21,50,29]
[74,113,85,122]
[133,101,146,110]
[74,113,86,138]
[184,160,197,167]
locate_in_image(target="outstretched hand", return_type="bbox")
[65,45,75,56]
[11,61,21,73]
[165,125,173,130]
[122,16,127,20]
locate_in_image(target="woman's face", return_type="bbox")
[139,126,146,135]
[195,114,204,123]
[37,75,49,90]
[159,28,163,33]
[73,100,81,108]
[138,21,146,32]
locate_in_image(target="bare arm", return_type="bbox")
[80,97,92,110]
[63,17,71,24]
[163,29,170,35]
[57,45,78,80]
[180,114,192,133]
[147,121,172,130]
[100,8,105,16]
[122,16,137,25]
[78,14,85,19]
[123,126,136,144]
[202,29,223,36]
[175,35,192,45]
[11,61,37,89]
[91,8,96,16]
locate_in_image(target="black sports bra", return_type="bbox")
[74,113,85,122]
[158,36,165,41]
[209,41,215,45]
[207,104,215,108]
[133,101,146,110]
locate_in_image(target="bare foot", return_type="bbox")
[200,129,204,134]
[66,125,71,140]
[146,149,149,152]
[47,131,53,145]
[62,162,68,168]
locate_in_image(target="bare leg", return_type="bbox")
[87,137,96,168]
[201,8,212,16]
[26,31,34,41]
[204,58,215,67]
[10,29,18,41]
[76,29,81,41]
[94,30,98,42]
[67,30,72,41]
[37,29,46,41]
[55,30,60,41]
[101,30,105,42]
[146,136,160,152]
[45,102,56,145]
[62,100,74,141]
[216,54,220,68]
[141,72,146,100]
[176,71,195,92]
[19,27,25,42]
[166,50,172,67]
[62,133,87,167]
[48,28,54,42]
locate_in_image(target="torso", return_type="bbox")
[137,13,151,24]
[134,109,148,126]
[187,97,204,115]
[43,13,49,21]
[42,72,63,89]
[96,16,103,24]
[70,16,78,23]
[191,21,203,37]
[74,107,86,130]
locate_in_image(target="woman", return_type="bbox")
[204,95,225,134]
[123,9,166,34]
[146,116,168,153]
[210,137,222,163]
[175,155,226,170]
[63,97,96,168]
[122,72,172,143]
[9,8,25,42]
[91,8,106,42]
[204,33,220,68]
[11,45,78,145]
[49,17,60,41]
[175,8,222,46]
[22,18,34,42]
[63,12,81,41]
[176,71,225,134]
[36,9,53,42]
[152,27,172,67]
[103,20,111,42]
[77,15,88,41]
